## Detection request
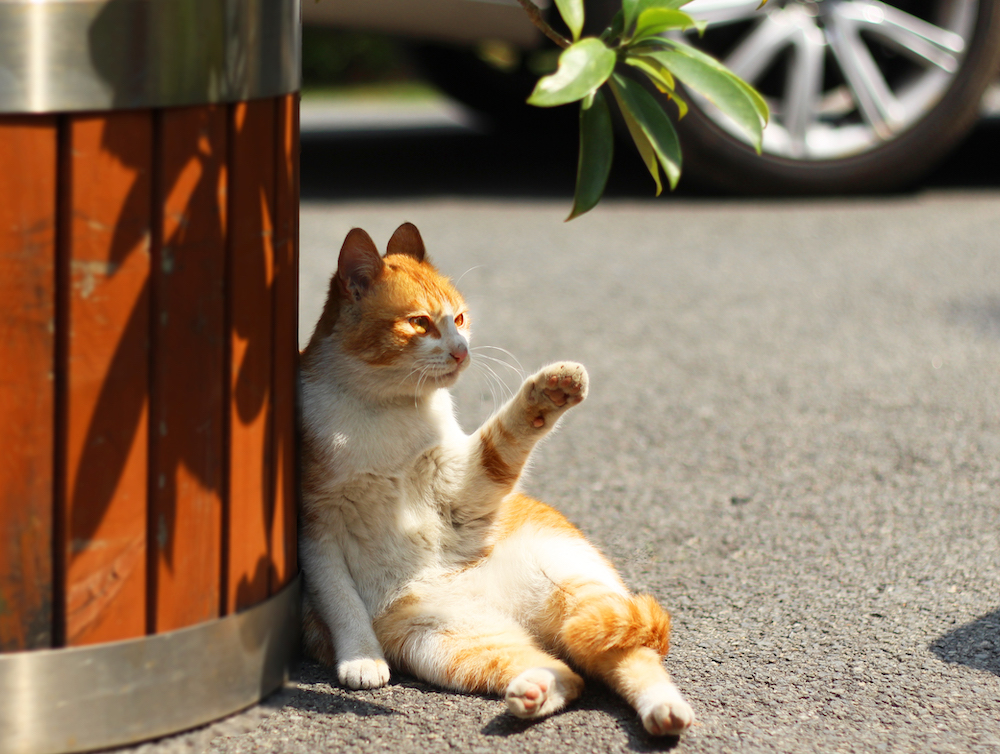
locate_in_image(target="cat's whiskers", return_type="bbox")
[468,346,526,412]
[413,364,436,406]
[470,362,500,413]
[473,352,524,384]
[471,345,526,380]
[473,353,525,394]
[469,359,511,414]
[455,265,483,286]
[395,364,427,395]
[391,363,439,406]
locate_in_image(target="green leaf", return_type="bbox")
[646,46,766,150]
[554,0,585,41]
[600,9,626,42]
[623,0,694,31]
[609,73,682,192]
[618,95,662,195]
[657,39,769,126]
[632,8,699,39]
[671,88,690,119]
[624,53,676,93]
[527,38,616,108]
[622,0,642,29]
[731,76,770,128]
[568,89,614,220]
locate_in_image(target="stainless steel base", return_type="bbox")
[0,576,300,754]
[0,0,300,114]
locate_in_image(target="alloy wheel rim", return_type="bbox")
[681,0,979,159]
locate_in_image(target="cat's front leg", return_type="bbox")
[452,363,588,522]
[476,362,587,484]
[300,537,391,690]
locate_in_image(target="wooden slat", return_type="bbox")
[149,106,227,632]
[226,99,276,614]
[62,113,152,646]
[270,93,299,594]
[0,117,58,651]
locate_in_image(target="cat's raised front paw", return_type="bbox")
[505,667,583,719]
[338,657,391,690]
[637,682,696,736]
[526,362,588,428]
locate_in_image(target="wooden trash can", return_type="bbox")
[0,1,301,751]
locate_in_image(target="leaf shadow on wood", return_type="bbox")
[65,96,296,637]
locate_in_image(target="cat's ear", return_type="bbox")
[386,222,426,262]
[337,228,384,301]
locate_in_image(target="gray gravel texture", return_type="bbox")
[128,192,998,753]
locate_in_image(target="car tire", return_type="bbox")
[414,0,1000,194]
[641,0,1000,193]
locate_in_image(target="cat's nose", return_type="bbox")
[450,343,468,365]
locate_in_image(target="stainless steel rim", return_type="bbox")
[0,0,301,114]
[0,576,300,754]
[682,0,979,159]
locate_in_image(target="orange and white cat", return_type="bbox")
[299,223,695,736]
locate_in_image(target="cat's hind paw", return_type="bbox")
[637,682,696,736]
[505,667,583,719]
[338,657,391,690]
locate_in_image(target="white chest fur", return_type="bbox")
[302,377,475,613]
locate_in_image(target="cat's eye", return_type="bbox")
[409,316,431,334]
[454,313,465,328]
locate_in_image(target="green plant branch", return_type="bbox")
[520,0,769,218]
[515,0,571,49]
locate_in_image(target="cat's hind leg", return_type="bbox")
[604,647,695,736]
[373,595,584,719]
[482,497,694,734]
[548,585,695,735]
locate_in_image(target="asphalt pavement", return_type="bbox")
[117,98,1000,754]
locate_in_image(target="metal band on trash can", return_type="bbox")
[0,0,301,114]
[0,575,300,754]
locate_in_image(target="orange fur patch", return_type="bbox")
[480,430,518,487]
[338,256,464,366]
[303,246,466,370]
[374,592,578,696]
[494,493,584,541]
[442,632,577,695]
[560,592,671,657]
[582,645,675,708]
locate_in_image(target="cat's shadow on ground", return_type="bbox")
[479,683,683,753]
[291,660,680,752]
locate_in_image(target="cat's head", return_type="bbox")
[304,223,471,398]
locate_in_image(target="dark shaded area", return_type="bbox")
[303,28,414,88]
[300,112,1000,202]
[931,610,1000,677]
[285,686,397,720]
[300,115,675,203]
[291,659,679,750]
[923,118,1000,189]
[480,683,683,753]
